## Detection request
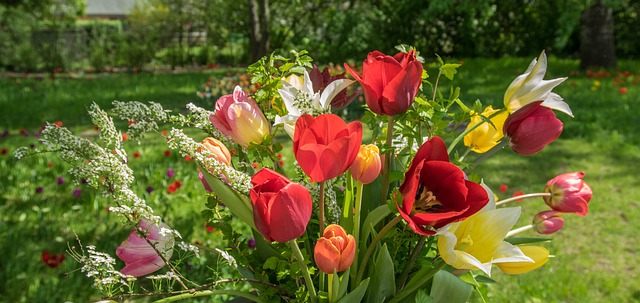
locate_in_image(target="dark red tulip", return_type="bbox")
[250,168,312,242]
[344,50,423,116]
[293,114,362,182]
[503,101,563,155]
[309,65,360,110]
[41,251,65,268]
[397,137,489,236]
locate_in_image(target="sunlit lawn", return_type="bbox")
[1,56,639,302]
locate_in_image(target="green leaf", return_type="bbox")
[360,205,391,250]
[430,270,472,303]
[440,64,462,81]
[474,275,498,284]
[336,278,369,303]
[199,166,255,229]
[414,289,432,303]
[365,244,396,303]
[504,237,552,245]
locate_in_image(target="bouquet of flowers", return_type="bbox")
[18,46,593,302]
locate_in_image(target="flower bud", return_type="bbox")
[209,86,269,147]
[543,172,592,216]
[503,102,563,155]
[314,224,356,274]
[349,144,381,184]
[201,137,231,166]
[532,210,564,234]
[497,245,550,275]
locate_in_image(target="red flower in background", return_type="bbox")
[345,50,423,116]
[41,251,65,268]
[499,184,508,193]
[167,180,182,193]
[250,168,312,243]
[293,114,362,182]
[503,101,563,155]
[397,137,489,236]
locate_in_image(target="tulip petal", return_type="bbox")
[120,255,165,277]
[542,92,573,117]
[267,183,312,242]
[314,237,341,274]
[338,235,356,271]
[380,61,423,115]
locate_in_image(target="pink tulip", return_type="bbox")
[209,86,269,147]
[532,210,565,234]
[116,219,174,277]
[543,172,592,216]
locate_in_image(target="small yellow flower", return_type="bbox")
[496,245,550,274]
[593,80,601,87]
[463,106,509,153]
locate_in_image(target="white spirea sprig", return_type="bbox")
[184,103,227,140]
[111,101,169,140]
[177,241,200,258]
[69,244,133,293]
[166,128,251,194]
[89,102,122,151]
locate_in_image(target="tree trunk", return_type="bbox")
[248,0,270,63]
[579,0,616,69]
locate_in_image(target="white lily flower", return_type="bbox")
[504,51,573,117]
[275,70,353,138]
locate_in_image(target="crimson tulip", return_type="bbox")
[398,137,489,236]
[543,172,592,216]
[344,50,423,116]
[314,224,356,274]
[293,114,362,182]
[250,168,313,242]
[309,65,360,110]
[503,101,563,155]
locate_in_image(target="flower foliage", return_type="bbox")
[19,48,593,302]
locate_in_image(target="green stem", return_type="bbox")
[471,139,509,168]
[495,192,552,207]
[319,181,326,233]
[289,240,318,303]
[458,146,472,162]
[351,182,364,285]
[355,215,402,286]
[328,273,335,302]
[152,289,264,303]
[396,235,428,292]
[447,108,507,155]
[388,259,446,303]
[506,224,534,238]
[380,115,395,205]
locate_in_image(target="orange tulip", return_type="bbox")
[349,144,381,184]
[200,137,231,166]
[314,224,356,274]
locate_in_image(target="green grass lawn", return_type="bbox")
[1,56,639,302]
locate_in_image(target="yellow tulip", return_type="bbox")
[496,245,550,274]
[463,106,509,153]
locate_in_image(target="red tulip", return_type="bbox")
[250,168,312,242]
[344,50,423,116]
[397,137,489,236]
[314,224,356,274]
[293,114,362,182]
[543,172,592,216]
[503,101,563,155]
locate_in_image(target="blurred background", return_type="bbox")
[0,0,638,72]
[1,0,639,302]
